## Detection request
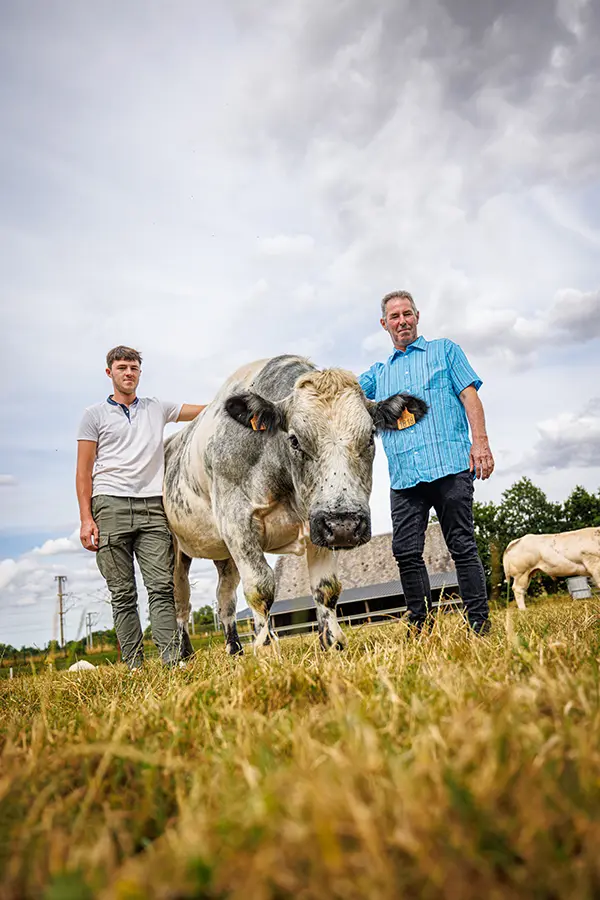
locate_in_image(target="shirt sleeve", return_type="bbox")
[358,366,377,400]
[77,408,99,442]
[161,400,183,424]
[445,340,482,394]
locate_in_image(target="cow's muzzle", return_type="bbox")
[309,511,371,550]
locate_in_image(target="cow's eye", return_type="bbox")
[289,434,301,452]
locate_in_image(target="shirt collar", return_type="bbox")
[107,396,139,408]
[389,334,427,361]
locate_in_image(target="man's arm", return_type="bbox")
[177,404,206,422]
[459,386,494,480]
[358,367,377,400]
[76,440,99,551]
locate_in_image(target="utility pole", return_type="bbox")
[55,575,67,648]
[86,612,93,651]
[85,611,99,652]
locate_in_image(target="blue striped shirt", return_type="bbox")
[359,336,482,490]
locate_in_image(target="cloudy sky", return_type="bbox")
[1,0,599,649]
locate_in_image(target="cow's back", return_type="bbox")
[163,356,317,559]
[503,528,600,577]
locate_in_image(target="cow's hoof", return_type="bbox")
[177,624,195,659]
[318,628,346,652]
[226,640,244,656]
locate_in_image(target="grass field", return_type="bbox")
[1,598,600,900]
[0,633,228,680]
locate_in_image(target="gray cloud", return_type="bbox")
[512,397,600,472]
[426,286,600,366]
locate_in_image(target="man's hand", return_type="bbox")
[80,517,99,551]
[469,439,495,480]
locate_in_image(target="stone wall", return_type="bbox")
[274,523,453,600]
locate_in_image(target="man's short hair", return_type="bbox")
[106,346,142,369]
[380,290,417,319]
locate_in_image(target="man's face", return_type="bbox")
[381,297,419,350]
[106,359,141,395]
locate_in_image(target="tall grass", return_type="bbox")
[1,599,600,899]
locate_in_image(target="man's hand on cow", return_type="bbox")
[80,517,99,552]
[469,439,494,480]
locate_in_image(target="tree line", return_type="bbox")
[473,478,600,601]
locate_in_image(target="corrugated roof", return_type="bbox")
[237,569,458,620]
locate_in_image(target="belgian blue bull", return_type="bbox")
[164,355,427,655]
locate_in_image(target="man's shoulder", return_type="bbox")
[81,400,107,418]
[422,337,463,355]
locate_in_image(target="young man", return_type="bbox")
[76,346,205,669]
[359,291,494,634]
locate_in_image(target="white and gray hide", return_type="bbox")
[164,355,427,656]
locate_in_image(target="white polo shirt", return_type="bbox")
[77,397,182,498]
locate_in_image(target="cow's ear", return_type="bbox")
[369,393,428,431]
[224,392,286,434]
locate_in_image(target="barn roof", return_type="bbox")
[273,526,453,600]
[237,569,458,620]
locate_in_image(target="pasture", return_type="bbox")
[1,598,600,900]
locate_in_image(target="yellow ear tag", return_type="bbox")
[397,409,416,430]
[250,415,266,432]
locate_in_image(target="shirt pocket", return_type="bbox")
[423,359,451,396]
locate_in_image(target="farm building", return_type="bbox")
[237,523,461,638]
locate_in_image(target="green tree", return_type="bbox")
[193,605,216,630]
[563,485,600,530]
[472,500,498,585]
[497,477,564,544]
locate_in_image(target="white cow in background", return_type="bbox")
[503,527,600,609]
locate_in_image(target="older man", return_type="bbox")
[359,291,494,634]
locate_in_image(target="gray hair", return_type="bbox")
[380,290,417,319]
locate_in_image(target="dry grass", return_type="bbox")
[1,599,600,900]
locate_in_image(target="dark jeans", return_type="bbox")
[390,470,489,633]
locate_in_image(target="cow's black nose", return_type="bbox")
[309,511,371,549]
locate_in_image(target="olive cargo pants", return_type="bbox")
[92,495,181,668]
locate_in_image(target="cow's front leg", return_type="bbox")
[306,541,346,651]
[236,554,278,651]
[512,573,530,610]
[217,505,278,651]
[214,558,244,655]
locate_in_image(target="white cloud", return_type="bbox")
[525,398,600,472]
[0,475,17,486]
[0,557,36,591]
[257,234,315,256]
[435,286,600,366]
[31,530,81,556]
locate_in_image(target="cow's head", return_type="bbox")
[225,369,427,550]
